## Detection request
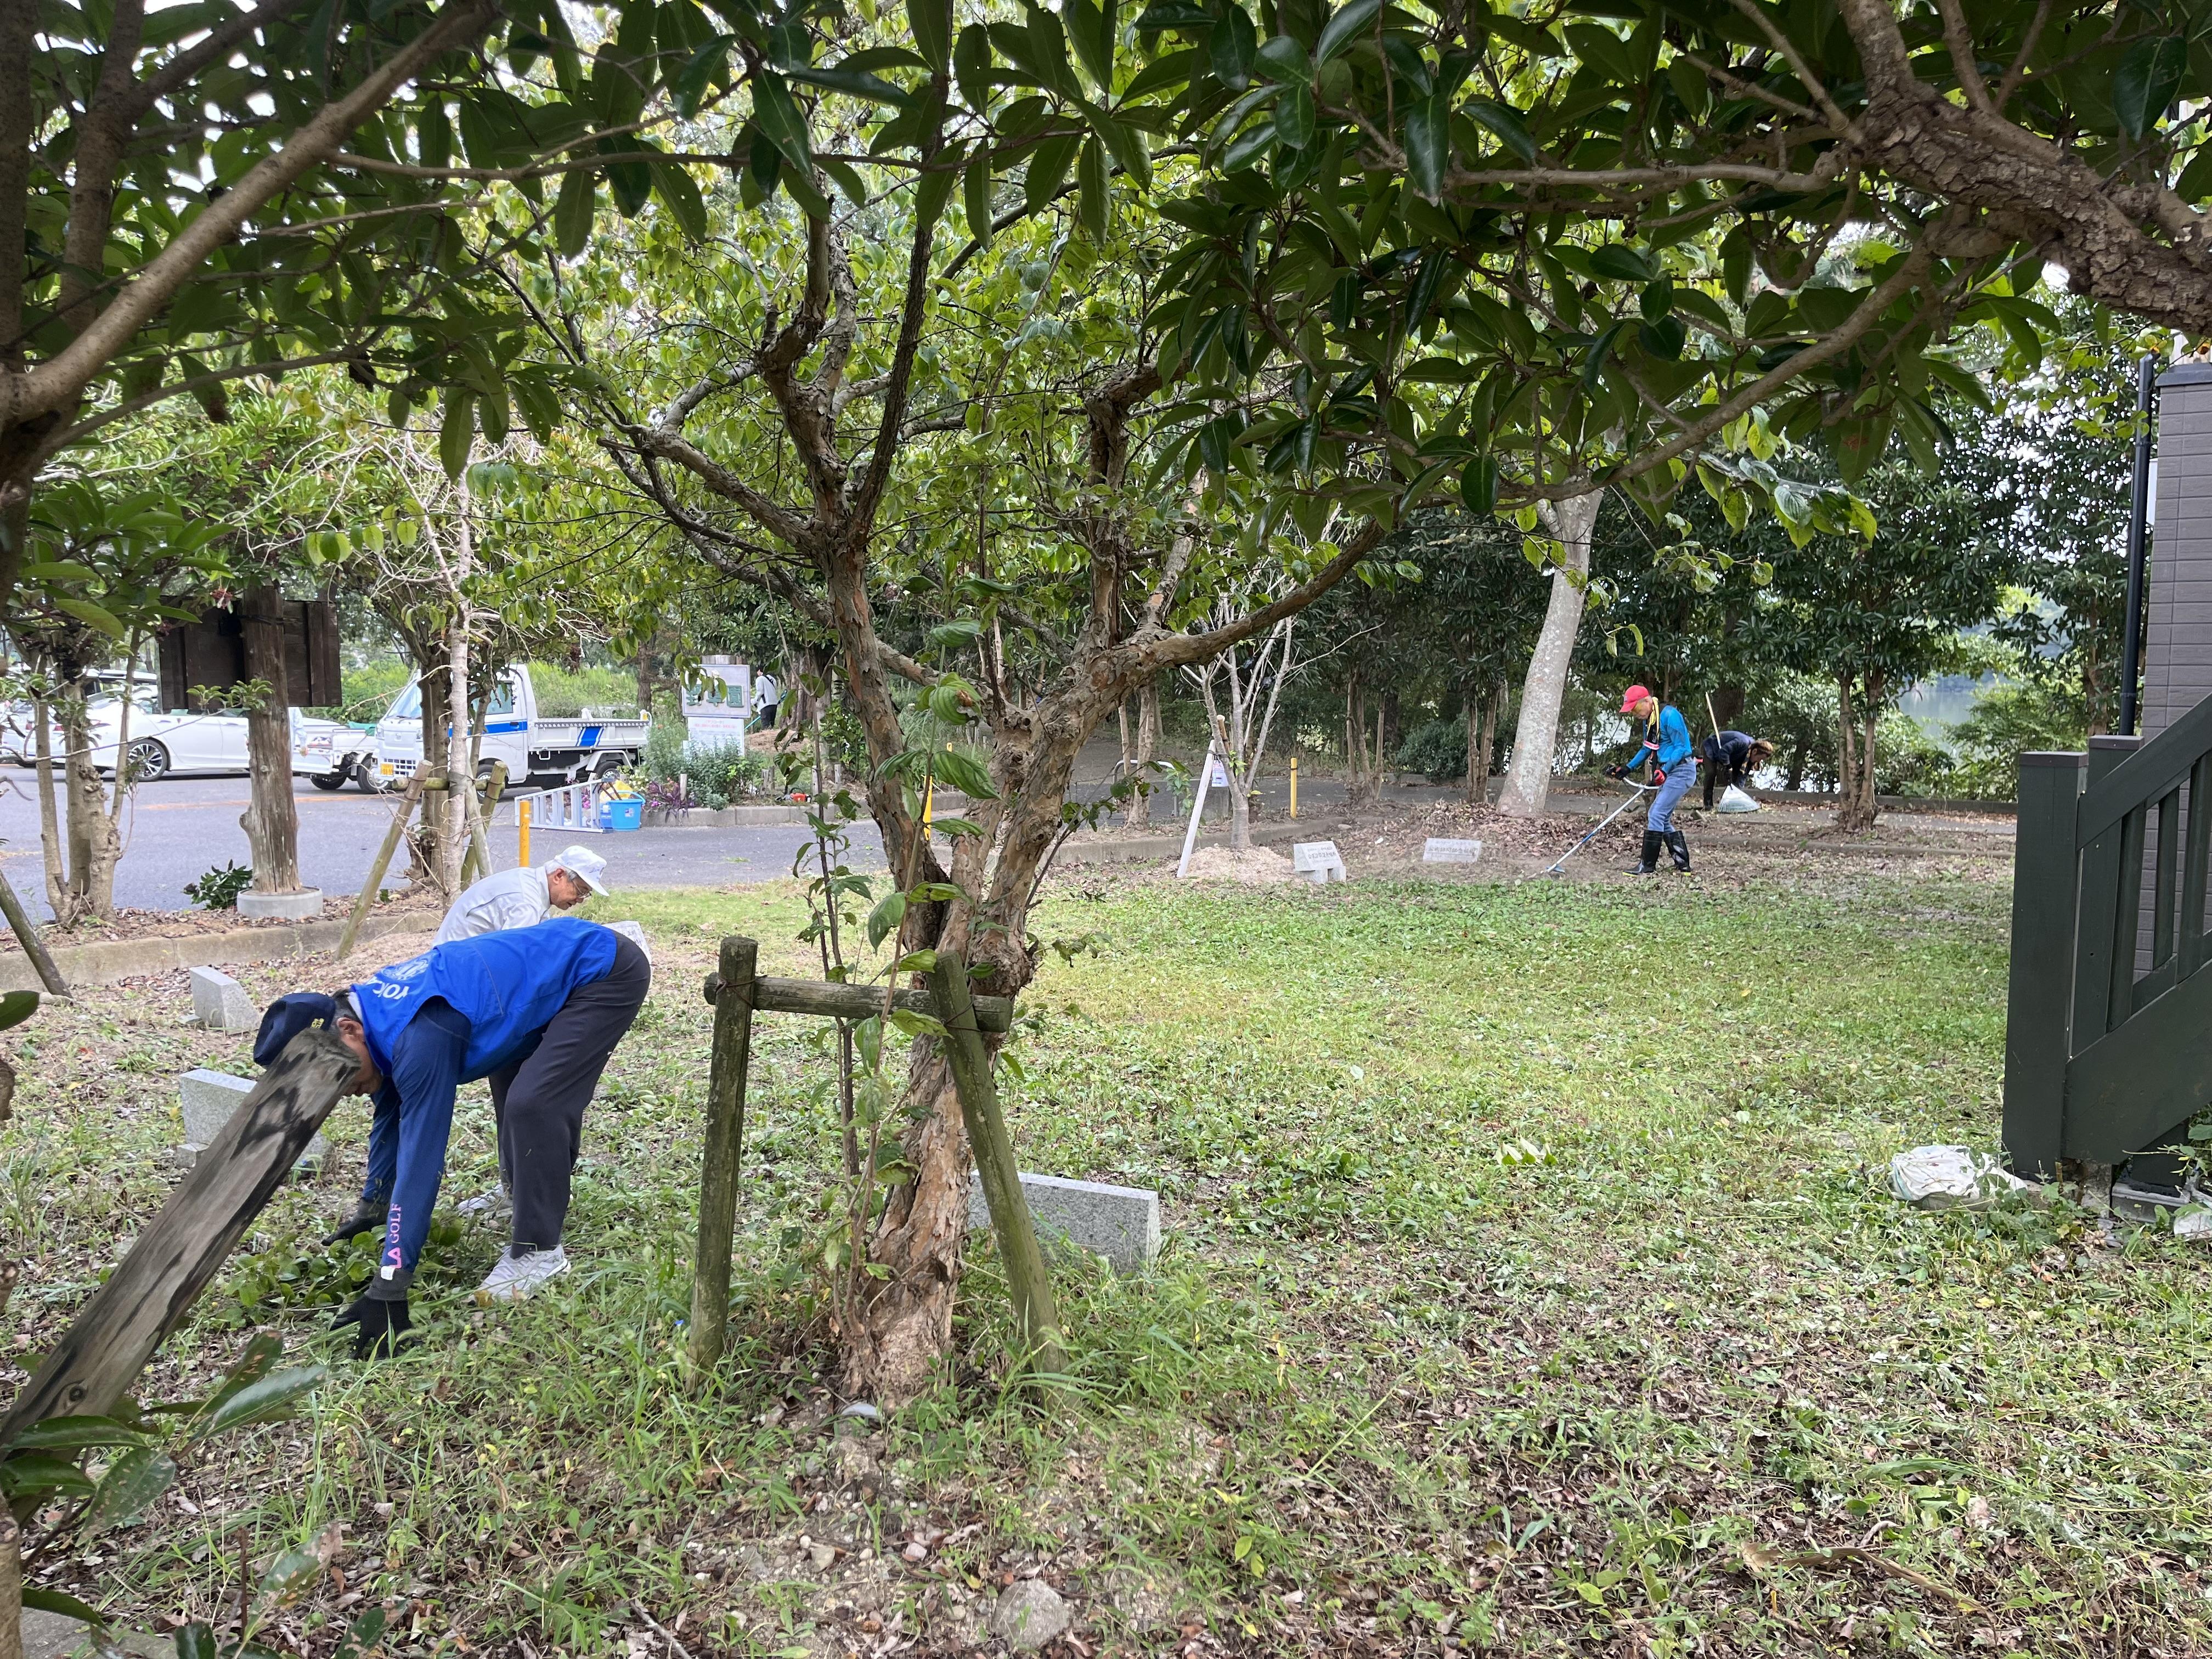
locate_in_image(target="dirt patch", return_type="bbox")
[1176,845,1297,884]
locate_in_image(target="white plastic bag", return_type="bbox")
[1717,784,1760,813]
[1887,1145,2034,1210]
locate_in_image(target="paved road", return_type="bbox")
[0,770,888,922]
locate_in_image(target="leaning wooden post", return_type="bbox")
[0,861,65,995]
[928,951,1065,1377]
[688,935,758,1380]
[337,775,426,960]
[0,1031,358,1448]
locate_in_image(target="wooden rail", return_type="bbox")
[704,970,1015,1032]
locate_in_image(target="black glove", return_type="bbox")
[1604,764,1629,781]
[320,1203,382,1247]
[333,1294,413,1360]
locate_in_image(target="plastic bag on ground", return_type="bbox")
[1717,784,1760,813]
[1887,1145,2034,1210]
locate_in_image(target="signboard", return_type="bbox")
[1292,840,1347,883]
[1423,837,1482,863]
[1210,758,1231,789]
[157,597,340,712]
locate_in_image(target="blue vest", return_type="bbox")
[351,917,618,1081]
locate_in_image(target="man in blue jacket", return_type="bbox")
[255,916,650,1356]
[1605,684,1697,873]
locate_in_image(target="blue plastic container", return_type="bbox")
[599,797,644,832]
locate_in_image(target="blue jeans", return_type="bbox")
[1649,759,1696,832]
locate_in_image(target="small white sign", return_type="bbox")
[1293,840,1347,883]
[1210,759,1231,789]
[1423,837,1482,863]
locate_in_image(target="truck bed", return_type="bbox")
[529,716,649,752]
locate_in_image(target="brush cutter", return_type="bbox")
[1541,782,1655,877]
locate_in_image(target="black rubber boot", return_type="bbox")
[1667,829,1691,871]
[1629,830,1662,873]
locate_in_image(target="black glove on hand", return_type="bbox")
[1604,764,1628,781]
[334,1294,412,1360]
[319,1204,382,1247]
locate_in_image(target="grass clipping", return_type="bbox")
[1178,845,1296,883]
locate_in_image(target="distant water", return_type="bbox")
[1897,675,1998,733]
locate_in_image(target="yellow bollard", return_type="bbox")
[1289,754,1298,820]
[519,798,531,867]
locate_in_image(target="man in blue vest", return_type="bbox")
[255,916,650,1356]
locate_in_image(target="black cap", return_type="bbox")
[253,992,338,1067]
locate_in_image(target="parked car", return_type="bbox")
[373,665,649,788]
[2,688,357,781]
[292,720,385,792]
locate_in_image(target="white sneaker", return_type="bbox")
[455,1184,511,1221]
[475,1245,570,1304]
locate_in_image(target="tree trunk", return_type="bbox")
[50,678,123,924]
[1499,491,1602,816]
[1124,678,1158,830]
[439,618,471,896]
[1711,684,1746,732]
[414,641,455,898]
[1836,673,1882,832]
[31,690,62,921]
[1225,741,1252,851]
[1464,695,1483,803]
[1479,682,1503,795]
[238,585,301,893]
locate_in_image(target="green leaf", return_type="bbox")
[1210,4,1256,88]
[53,597,123,639]
[1314,0,1379,64]
[866,890,907,950]
[963,155,995,241]
[893,949,940,973]
[931,815,984,837]
[651,159,709,241]
[1255,32,1310,82]
[887,1007,949,1039]
[1464,98,1535,162]
[2114,35,2186,138]
[6,1413,143,1451]
[1581,320,1628,390]
[674,36,732,116]
[22,1589,107,1627]
[0,1451,96,1499]
[1089,110,1152,188]
[1066,0,1116,89]
[552,170,596,257]
[1461,452,1498,515]
[1588,243,1653,283]
[787,63,913,104]
[0,988,37,1032]
[909,0,952,72]
[1274,80,1315,149]
[954,22,994,110]
[81,1447,177,1537]
[916,151,960,232]
[196,1364,328,1440]
[256,1543,326,1600]
[1405,93,1448,200]
[1025,131,1081,211]
[438,392,476,479]
[932,747,1000,799]
[1077,133,1109,239]
[751,73,815,176]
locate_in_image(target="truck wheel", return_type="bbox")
[310,770,347,791]
[354,767,390,794]
[593,753,624,779]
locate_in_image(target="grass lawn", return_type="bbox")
[5,860,2208,1657]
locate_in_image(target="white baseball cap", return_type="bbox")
[546,845,611,896]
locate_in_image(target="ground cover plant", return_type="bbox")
[4,857,2208,1656]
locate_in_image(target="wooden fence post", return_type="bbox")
[928,952,1065,1377]
[688,935,758,1379]
[0,1032,359,1448]
[2003,751,2085,1177]
[338,776,426,960]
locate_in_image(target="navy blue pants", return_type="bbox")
[359,998,470,1299]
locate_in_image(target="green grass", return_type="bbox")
[7,866,2210,1656]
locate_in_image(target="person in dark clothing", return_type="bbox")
[1700,731,1775,809]
[255,917,649,1357]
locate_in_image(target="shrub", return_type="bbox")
[1395,716,1468,782]
[185,861,253,909]
[1945,677,2087,799]
[636,723,770,807]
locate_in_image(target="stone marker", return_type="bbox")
[1292,840,1347,883]
[607,918,651,965]
[1423,837,1482,863]
[235,887,324,921]
[178,1068,329,1173]
[189,965,256,1031]
[967,1171,1160,1275]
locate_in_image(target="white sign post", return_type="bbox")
[1176,742,1218,879]
[1292,840,1347,883]
[1423,837,1482,863]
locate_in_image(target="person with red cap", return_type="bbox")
[1605,685,1696,873]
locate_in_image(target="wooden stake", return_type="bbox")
[928,950,1064,1378]
[688,936,758,1380]
[0,860,65,995]
[0,1032,358,1447]
[337,775,424,960]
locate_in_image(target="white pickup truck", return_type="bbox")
[372,665,650,788]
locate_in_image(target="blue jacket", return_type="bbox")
[1624,704,1696,773]
[351,917,618,1081]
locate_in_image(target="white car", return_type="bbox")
[4,690,357,782]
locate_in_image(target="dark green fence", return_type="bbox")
[2005,713,2212,1175]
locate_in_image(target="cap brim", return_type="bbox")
[579,871,611,897]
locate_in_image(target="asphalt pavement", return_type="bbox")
[0,770,888,922]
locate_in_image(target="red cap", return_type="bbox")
[1620,685,1652,715]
